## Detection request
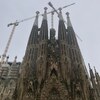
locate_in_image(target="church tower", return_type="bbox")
[14,6,100,100]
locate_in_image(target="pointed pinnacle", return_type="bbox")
[58,8,63,20]
[15,56,17,60]
[44,7,48,11]
[88,63,91,70]
[58,7,62,13]
[43,7,48,20]
[36,11,40,16]
[34,11,39,26]
[66,12,73,27]
[94,66,97,73]
[66,12,70,17]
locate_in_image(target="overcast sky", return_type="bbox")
[0,0,100,74]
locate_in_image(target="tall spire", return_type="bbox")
[66,12,82,63]
[43,7,47,20]
[89,64,95,79]
[58,8,67,41]
[27,11,39,46]
[34,11,39,26]
[66,12,78,46]
[58,8,70,81]
[16,12,40,100]
[58,8,64,21]
[66,12,72,27]
[89,64,98,100]
[36,7,48,85]
[94,67,100,81]
[39,7,48,41]
[23,11,40,76]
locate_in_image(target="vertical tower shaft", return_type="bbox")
[16,11,40,100]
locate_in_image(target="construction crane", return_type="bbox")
[49,2,66,14]
[48,2,82,42]
[0,21,18,64]
[48,2,75,15]
[0,2,76,64]
[48,2,75,29]
[51,11,54,28]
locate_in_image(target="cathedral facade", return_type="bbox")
[0,7,100,100]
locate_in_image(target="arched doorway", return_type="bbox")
[47,88,61,100]
[40,76,69,100]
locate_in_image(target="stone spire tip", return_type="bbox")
[66,12,73,27]
[15,56,17,60]
[34,11,39,26]
[94,66,97,73]
[36,11,40,16]
[43,7,48,20]
[66,12,70,17]
[44,7,48,11]
[58,7,62,13]
[88,63,91,70]
[58,8,63,20]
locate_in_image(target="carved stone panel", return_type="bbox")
[40,76,69,100]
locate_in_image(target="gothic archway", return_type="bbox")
[47,87,61,100]
[40,75,69,100]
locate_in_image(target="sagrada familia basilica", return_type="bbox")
[0,3,100,100]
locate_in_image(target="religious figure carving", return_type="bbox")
[27,81,34,97]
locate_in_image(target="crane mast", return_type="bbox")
[1,21,18,63]
[51,11,54,28]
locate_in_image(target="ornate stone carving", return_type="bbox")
[40,76,69,100]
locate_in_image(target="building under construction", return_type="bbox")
[0,2,100,100]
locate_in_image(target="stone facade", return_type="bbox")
[14,8,100,100]
[0,7,100,100]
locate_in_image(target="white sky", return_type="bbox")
[0,0,100,74]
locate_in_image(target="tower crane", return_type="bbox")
[0,21,18,64]
[0,2,76,64]
[48,2,82,42]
